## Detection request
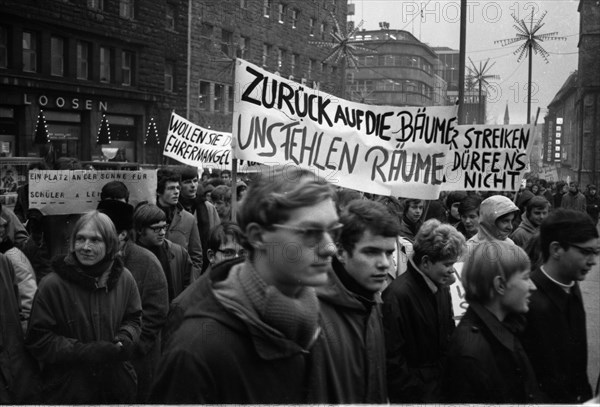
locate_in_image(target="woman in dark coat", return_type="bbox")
[25,211,142,404]
[442,240,544,404]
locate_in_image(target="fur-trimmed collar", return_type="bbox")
[52,253,125,291]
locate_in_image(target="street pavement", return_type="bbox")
[581,222,600,396]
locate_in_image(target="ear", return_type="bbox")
[493,275,506,295]
[117,230,128,243]
[420,255,431,272]
[207,249,216,265]
[336,247,348,264]
[549,241,563,260]
[245,222,265,250]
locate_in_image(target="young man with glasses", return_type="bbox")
[133,203,193,302]
[519,209,599,403]
[308,199,399,403]
[152,166,339,404]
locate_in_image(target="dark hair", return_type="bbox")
[100,181,130,202]
[207,222,244,252]
[179,166,198,182]
[458,194,483,216]
[539,209,599,261]
[157,168,181,194]
[525,196,549,216]
[133,203,166,232]
[375,195,403,220]
[338,200,401,253]
[413,219,465,265]
[221,169,231,177]
[446,191,468,210]
[236,166,335,251]
[211,185,231,203]
[335,188,363,214]
[28,161,48,171]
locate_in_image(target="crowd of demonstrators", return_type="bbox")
[1,162,600,404]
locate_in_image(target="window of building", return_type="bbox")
[120,0,134,19]
[278,3,286,23]
[221,29,233,57]
[100,46,111,82]
[50,36,64,77]
[383,55,395,66]
[309,17,315,36]
[291,9,298,28]
[308,58,314,78]
[122,51,133,86]
[262,43,271,67]
[0,26,8,69]
[331,65,337,80]
[200,22,213,49]
[214,83,224,112]
[164,61,174,92]
[277,48,284,70]
[228,85,234,113]
[166,3,175,30]
[87,0,104,10]
[364,55,375,66]
[22,31,37,73]
[199,80,209,110]
[237,36,249,59]
[263,0,271,17]
[320,23,326,40]
[76,41,89,80]
[290,53,298,76]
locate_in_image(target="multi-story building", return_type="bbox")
[347,28,445,107]
[0,0,188,163]
[0,0,348,164]
[188,0,347,132]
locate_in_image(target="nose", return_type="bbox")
[317,233,337,257]
[377,253,391,269]
[529,280,537,291]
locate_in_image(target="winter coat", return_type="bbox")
[165,202,203,276]
[163,239,193,298]
[0,206,28,248]
[309,259,387,403]
[0,254,41,404]
[585,191,600,223]
[561,190,587,212]
[25,254,142,404]
[442,303,542,404]
[519,267,593,403]
[151,259,321,404]
[510,214,537,248]
[121,241,169,402]
[382,260,455,403]
[2,246,37,332]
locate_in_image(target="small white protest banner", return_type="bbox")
[163,112,266,172]
[232,59,458,199]
[442,124,536,192]
[29,170,156,215]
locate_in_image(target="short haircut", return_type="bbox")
[375,195,404,220]
[157,168,181,195]
[539,209,599,261]
[525,196,549,216]
[221,169,231,177]
[403,198,423,207]
[413,219,466,265]
[236,166,335,250]
[338,200,401,253]
[458,194,483,216]
[211,185,231,203]
[462,240,530,304]
[446,191,468,210]
[101,181,130,202]
[133,203,167,232]
[179,166,198,182]
[70,211,119,260]
[207,222,244,252]
[335,188,363,214]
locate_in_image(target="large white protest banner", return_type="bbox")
[441,124,536,192]
[163,112,266,172]
[232,59,458,199]
[29,170,156,215]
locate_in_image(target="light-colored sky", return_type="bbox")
[349,0,580,124]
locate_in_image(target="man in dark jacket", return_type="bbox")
[520,209,598,403]
[312,199,400,403]
[151,166,339,404]
[382,219,465,403]
[585,184,600,225]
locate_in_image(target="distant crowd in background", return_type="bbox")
[0,157,599,404]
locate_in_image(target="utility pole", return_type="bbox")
[457,0,467,124]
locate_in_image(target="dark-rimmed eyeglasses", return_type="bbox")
[570,243,600,257]
[271,222,343,247]
[148,224,169,233]
[217,248,247,258]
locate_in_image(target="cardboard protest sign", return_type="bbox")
[29,170,156,215]
[163,112,266,172]
[441,124,536,192]
[232,59,458,199]
[449,262,468,323]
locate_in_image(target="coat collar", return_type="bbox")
[469,302,517,352]
[52,253,124,291]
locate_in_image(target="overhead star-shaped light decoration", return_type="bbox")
[144,117,160,146]
[33,109,50,144]
[96,114,111,145]
[309,11,373,70]
[495,8,565,122]
[466,57,500,124]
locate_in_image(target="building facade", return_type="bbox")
[0,0,188,164]
[0,0,348,166]
[347,29,446,107]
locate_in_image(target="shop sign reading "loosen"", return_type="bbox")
[24,94,108,111]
